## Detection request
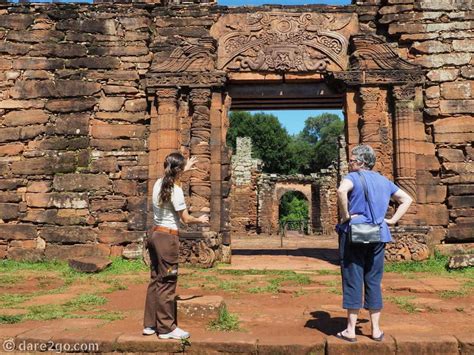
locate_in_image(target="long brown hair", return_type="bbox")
[160,152,186,203]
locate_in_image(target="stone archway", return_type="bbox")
[145,6,425,263]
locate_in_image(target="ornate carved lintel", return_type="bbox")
[212,12,357,72]
[145,72,227,92]
[331,69,424,86]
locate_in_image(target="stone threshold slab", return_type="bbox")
[1,330,472,354]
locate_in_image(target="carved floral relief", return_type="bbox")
[211,12,358,73]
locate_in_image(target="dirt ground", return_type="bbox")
[1,233,473,349]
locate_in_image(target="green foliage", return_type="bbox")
[208,305,240,332]
[64,294,108,311]
[279,191,309,226]
[299,113,344,171]
[227,111,343,174]
[384,252,474,282]
[385,296,418,313]
[0,314,23,324]
[227,111,291,173]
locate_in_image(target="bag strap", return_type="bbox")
[356,171,377,225]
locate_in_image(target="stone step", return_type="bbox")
[435,243,474,256]
[177,295,224,319]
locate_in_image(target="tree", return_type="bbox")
[227,111,292,173]
[299,113,344,171]
[279,191,309,230]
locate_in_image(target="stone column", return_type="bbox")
[358,86,393,178]
[150,88,179,179]
[189,88,212,225]
[393,84,417,201]
[210,91,223,233]
[147,88,179,229]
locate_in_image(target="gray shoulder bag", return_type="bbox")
[349,172,382,244]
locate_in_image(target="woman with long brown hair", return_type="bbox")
[143,152,209,339]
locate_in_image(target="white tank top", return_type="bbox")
[152,178,186,230]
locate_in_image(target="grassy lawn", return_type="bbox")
[0,253,472,324]
[0,258,148,324]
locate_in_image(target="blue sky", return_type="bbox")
[247,110,344,135]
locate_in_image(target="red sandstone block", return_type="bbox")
[0,224,37,240]
[440,81,474,99]
[438,148,465,162]
[455,334,474,355]
[45,98,97,113]
[449,184,474,196]
[113,180,138,196]
[443,162,474,175]
[8,247,43,262]
[90,121,146,139]
[90,197,127,212]
[448,195,474,209]
[394,335,458,354]
[3,109,49,126]
[440,99,474,114]
[53,174,112,192]
[432,116,474,133]
[415,154,439,171]
[53,113,89,135]
[97,227,144,245]
[0,143,24,156]
[416,204,449,225]
[45,244,108,260]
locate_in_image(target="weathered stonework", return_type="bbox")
[0,0,471,262]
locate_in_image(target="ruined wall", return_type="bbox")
[229,137,261,234]
[0,0,472,262]
[374,0,474,244]
[0,3,153,260]
[257,172,338,235]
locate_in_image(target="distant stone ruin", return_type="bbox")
[230,137,338,236]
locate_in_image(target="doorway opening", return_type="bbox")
[226,80,345,237]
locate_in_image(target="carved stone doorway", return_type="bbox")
[145,8,424,265]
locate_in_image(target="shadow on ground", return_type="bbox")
[305,311,368,336]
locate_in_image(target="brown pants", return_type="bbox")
[143,231,179,334]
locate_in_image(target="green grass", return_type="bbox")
[0,293,32,308]
[314,269,340,276]
[0,274,25,286]
[208,305,240,332]
[385,252,474,279]
[64,294,108,311]
[438,290,467,299]
[386,296,418,313]
[246,271,311,294]
[0,314,24,324]
[0,292,118,323]
[103,278,128,293]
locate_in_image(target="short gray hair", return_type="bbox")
[351,144,376,170]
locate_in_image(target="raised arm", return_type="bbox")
[384,189,413,225]
[178,209,209,225]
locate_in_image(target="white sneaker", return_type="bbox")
[158,327,190,340]
[143,327,156,336]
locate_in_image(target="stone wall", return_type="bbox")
[373,0,474,244]
[0,3,153,261]
[229,137,261,234]
[0,0,472,261]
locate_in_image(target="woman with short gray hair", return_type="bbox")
[336,144,413,342]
